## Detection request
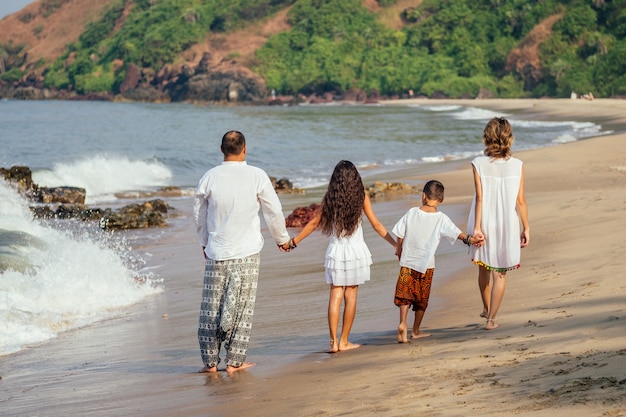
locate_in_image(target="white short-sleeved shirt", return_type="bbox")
[392,207,461,273]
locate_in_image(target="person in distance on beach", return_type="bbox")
[392,180,483,343]
[283,160,396,353]
[468,117,530,330]
[193,130,292,373]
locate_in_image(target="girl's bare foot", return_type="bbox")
[410,332,432,339]
[480,311,488,318]
[226,362,255,374]
[327,339,339,353]
[198,365,217,373]
[338,342,361,351]
[485,319,499,330]
[397,324,408,343]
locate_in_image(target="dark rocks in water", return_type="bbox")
[35,186,86,205]
[2,165,173,229]
[0,166,35,194]
[366,181,419,199]
[286,203,320,228]
[30,204,103,221]
[98,200,171,230]
[270,176,304,194]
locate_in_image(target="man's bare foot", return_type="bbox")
[338,342,361,351]
[397,324,408,343]
[198,365,217,373]
[226,362,255,374]
[485,319,499,330]
[410,332,432,339]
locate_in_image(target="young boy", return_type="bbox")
[392,180,482,343]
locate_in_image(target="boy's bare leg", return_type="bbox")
[327,285,343,353]
[398,304,410,343]
[226,363,256,374]
[198,365,218,373]
[411,309,431,339]
[338,285,360,351]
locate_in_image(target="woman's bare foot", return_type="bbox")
[397,324,408,343]
[338,342,361,351]
[226,362,255,374]
[327,339,339,353]
[198,365,218,373]
[479,311,487,318]
[485,319,499,330]
[410,332,432,339]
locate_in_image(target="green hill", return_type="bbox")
[1,0,625,101]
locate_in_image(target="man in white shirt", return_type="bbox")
[193,130,291,373]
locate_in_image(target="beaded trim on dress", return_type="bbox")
[472,259,520,273]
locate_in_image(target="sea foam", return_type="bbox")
[32,155,173,204]
[0,181,163,356]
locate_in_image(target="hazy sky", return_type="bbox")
[0,0,35,19]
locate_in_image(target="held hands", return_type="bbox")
[278,237,297,252]
[465,232,484,247]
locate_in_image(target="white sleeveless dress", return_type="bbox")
[467,156,523,272]
[324,222,373,286]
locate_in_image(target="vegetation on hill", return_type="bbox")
[255,0,626,98]
[3,0,626,99]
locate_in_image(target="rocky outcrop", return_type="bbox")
[98,200,170,230]
[366,181,419,199]
[286,203,320,228]
[35,186,86,205]
[164,54,267,103]
[270,176,304,194]
[2,165,171,229]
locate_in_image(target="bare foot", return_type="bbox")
[397,324,408,343]
[485,319,499,330]
[410,332,432,339]
[198,365,217,373]
[327,339,339,353]
[479,311,487,318]
[226,362,255,374]
[338,342,361,351]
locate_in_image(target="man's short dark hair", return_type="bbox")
[221,130,246,155]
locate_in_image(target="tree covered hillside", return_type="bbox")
[255,0,626,98]
[2,0,625,100]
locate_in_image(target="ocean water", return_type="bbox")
[0,99,609,357]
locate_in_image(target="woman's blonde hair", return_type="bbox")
[482,117,514,158]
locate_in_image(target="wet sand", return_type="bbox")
[1,98,625,416]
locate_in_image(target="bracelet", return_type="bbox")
[289,237,297,249]
[463,234,473,246]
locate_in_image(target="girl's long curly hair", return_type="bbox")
[483,117,514,159]
[318,160,365,238]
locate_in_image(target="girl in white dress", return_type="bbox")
[468,118,530,330]
[288,160,396,352]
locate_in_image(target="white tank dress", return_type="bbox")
[324,222,373,286]
[467,156,523,272]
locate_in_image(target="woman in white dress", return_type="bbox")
[288,160,396,352]
[468,118,530,330]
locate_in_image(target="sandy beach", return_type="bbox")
[1,98,625,417]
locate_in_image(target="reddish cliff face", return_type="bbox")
[0,0,116,68]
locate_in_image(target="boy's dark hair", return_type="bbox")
[221,130,246,155]
[423,180,445,202]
